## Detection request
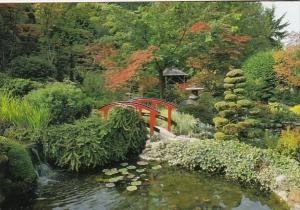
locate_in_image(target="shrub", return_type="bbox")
[25,83,92,124]
[242,51,276,102]
[146,139,300,191]
[213,68,257,140]
[278,127,300,161]
[0,92,50,130]
[0,136,36,184]
[158,109,197,136]
[290,105,300,116]
[42,108,148,171]
[179,93,217,124]
[0,77,42,97]
[8,56,56,80]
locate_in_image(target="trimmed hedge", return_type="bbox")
[42,108,148,171]
[145,139,300,192]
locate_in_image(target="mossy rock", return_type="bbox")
[214,132,226,140]
[226,69,243,77]
[224,76,245,84]
[213,117,229,128]
[224,94,237,101]
[7,145,37,184]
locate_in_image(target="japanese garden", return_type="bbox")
[0,2,300,210]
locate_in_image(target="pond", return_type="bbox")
[2,162,288,210]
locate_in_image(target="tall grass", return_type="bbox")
[0,91,50,130]
[158,109,197,136]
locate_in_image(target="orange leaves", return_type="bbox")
[188,22,210,33]
[223,34,251,44]
[85,43,118,69]
[105,45,159,91]
[273,46,300,87]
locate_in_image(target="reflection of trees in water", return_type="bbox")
[146,168,243,209]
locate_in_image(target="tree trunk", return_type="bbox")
[158,68,165,99]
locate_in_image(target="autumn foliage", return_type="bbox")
[273,46,300,87]
[85,43,118,69]
[188,22,210,33]
[105,45,159,91]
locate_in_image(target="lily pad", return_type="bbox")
[151,165,162,170]
[131,181,142,186]
[120,162,128,167]
[118,168,128,173]
[132,177,139,182]
[127,165,136,170]
[105,183,115,188]
[109,176,124,183]
[136,168,146,173]
[126,185,137,191]
[96,178,108,183]
[140,174,147,177]
[127,174,135,179]
[137,161,148,166]
[105,168,118,176]
[102,169,109,173]
[121,171,129,175]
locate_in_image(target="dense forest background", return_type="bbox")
[0,2,299,106]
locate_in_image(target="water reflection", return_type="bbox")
[3,166,288,210]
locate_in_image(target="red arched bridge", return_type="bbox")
[98,98,175,136]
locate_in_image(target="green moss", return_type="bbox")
[7,144,36,184]
[0,136,36,184]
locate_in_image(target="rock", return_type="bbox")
[274,190,288,201]
[0,190,5,204]
[288,189,300,204]
[275,174,286,183]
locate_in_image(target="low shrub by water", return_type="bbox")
[145,139,300,192]
[42,108,148,171]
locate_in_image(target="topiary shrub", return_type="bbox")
[42,108,148,171]
[25,82,92,124]
[242,51,277,102]
[8,56,56,80]
[213,68,259,140]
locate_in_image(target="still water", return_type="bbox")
[2,164,288,210]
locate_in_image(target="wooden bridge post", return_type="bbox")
[167,106,173,132]
[149,100,158,136]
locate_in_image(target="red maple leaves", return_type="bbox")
[188,22,210,33]
[105,45,159,91]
